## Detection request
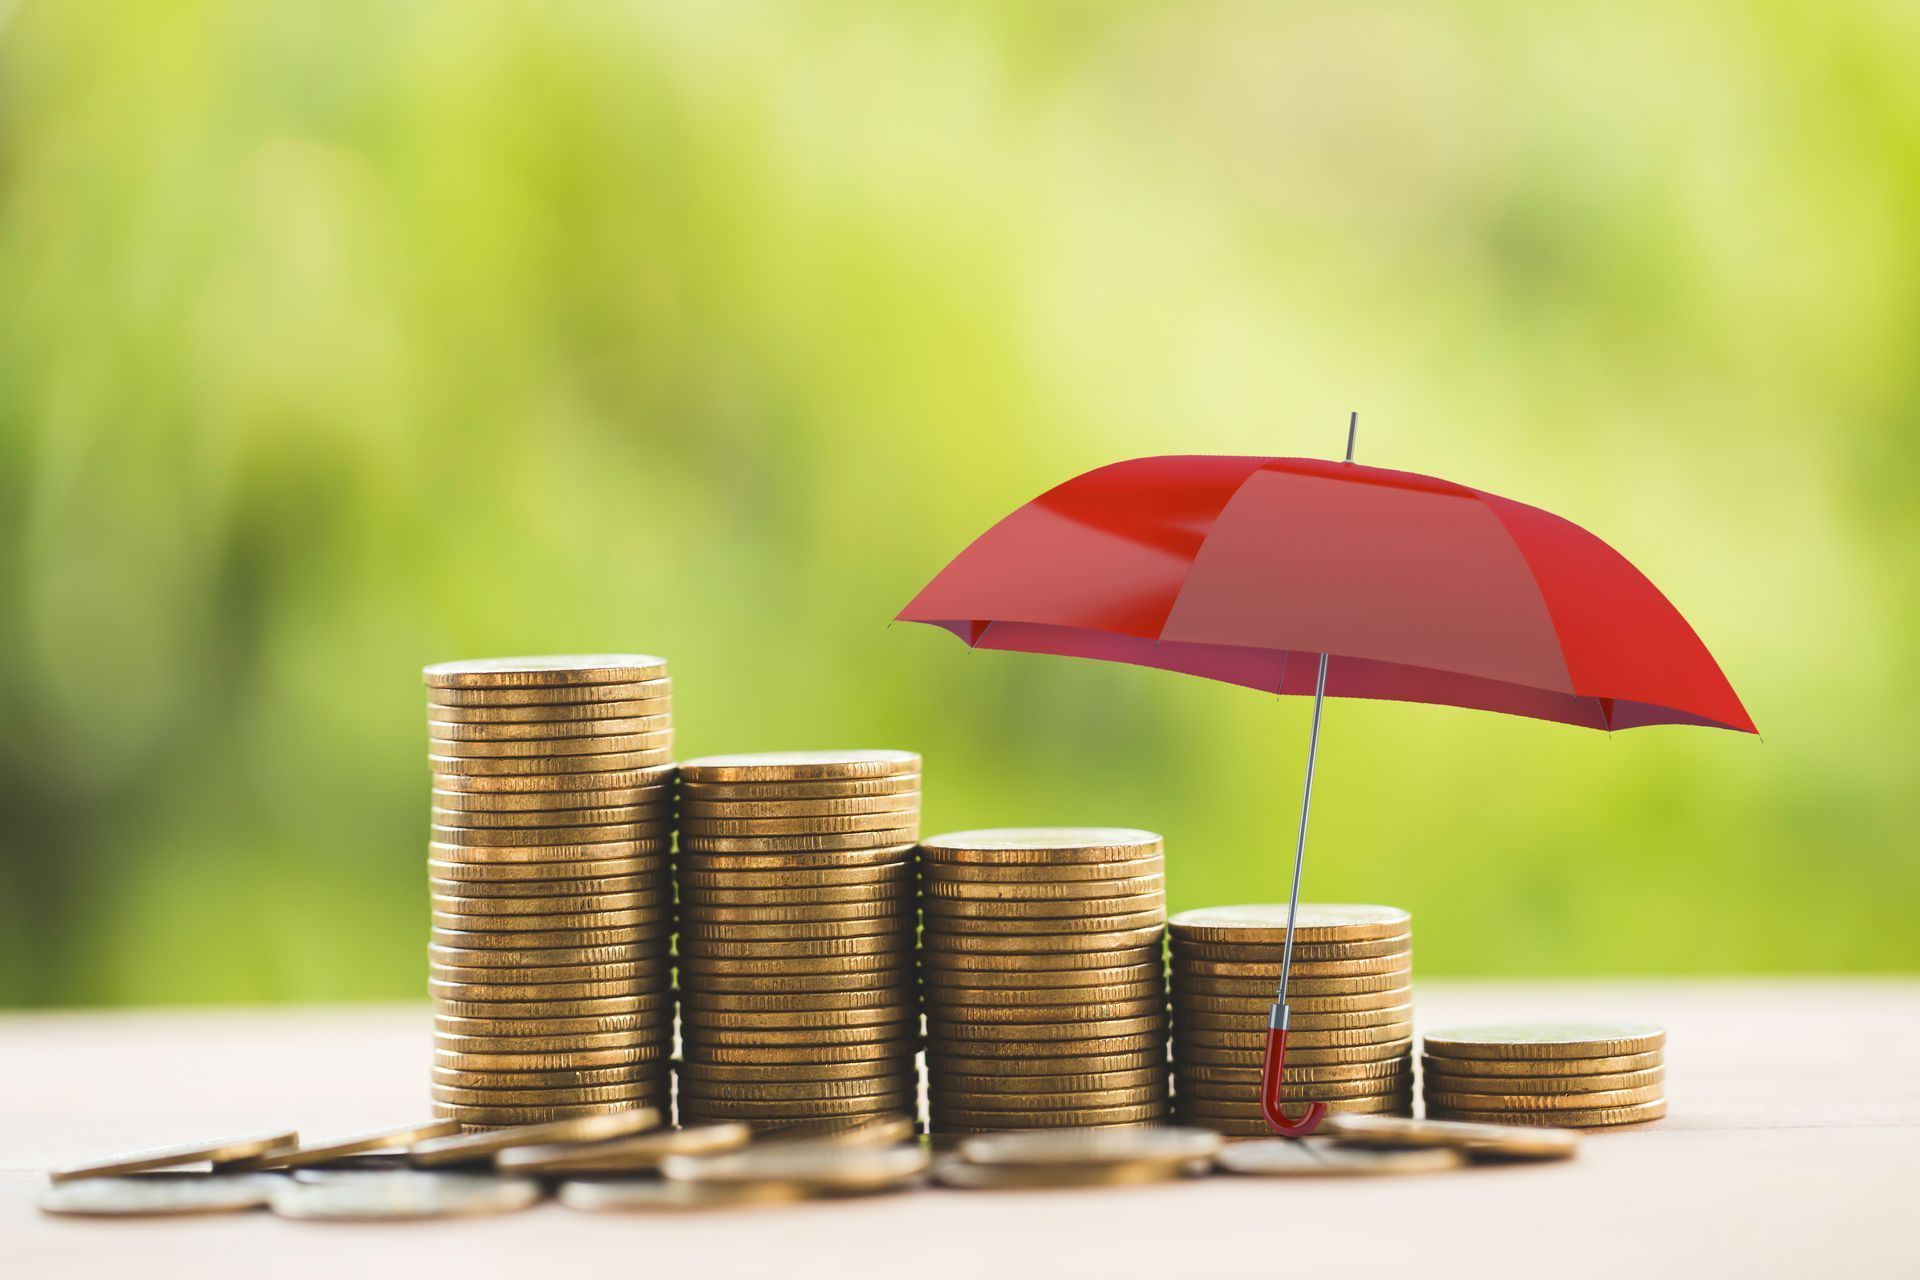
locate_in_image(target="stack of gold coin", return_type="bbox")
[920,828,1170,1134]
[424,656,677,1130]
[1168,904,1413,1135]
[673,751,922,1132]
[1421,1021,1667,1128]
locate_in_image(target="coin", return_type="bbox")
[683,1040,917,1067]
[1171,935,1411,963]
[1319,1113,1579,1160]
[679,1004,919,1031]
[428,677,670,707]
[682,830,921,854]
[216,1120,461,1172]
[429,697,670,725]
[1174,987,1409,1013]
[407,1106,660,1165]
[430,927,671,953]
[924,1031,1164,1058]
[1178,1056,1406,1084]
[677,1094,914,1120]
[678,751,920,782]
[433,1047,669,1073]
[1169,904,1411,942]
[675,1077,915,1103]
[430,715,672,743]
[1426,1083,1667,1111]
[429,909,663,934]
[930,1103,1166,1128]
[423,655,670,688]
[433,1101,664,1127]
[931,1014,1165,1043]
[559,1178,806,1212]
[433,785,671,812]
[677,774,920,800]
[924,927,1165,955]
[1427,1098,1669,1128]
[435,1028,670,1054]
[918,828,1162,864]
[675,845,915,872]
[432,1082,659,1108]
[428,838,671,864]
[919,944,1162,973]
[497,1124,752,1175]
[270,1170,545,1219]
[922,894,1166,922]
[1422,1067,1665,1096]
[1418,1049,1663,1077]
[1175,1074,1401,1102]
[932,1155,1193,1190]
[1215,1138,1462,1176]
[430,732,675,761]
[679,812,925,837]
[428,941,664,969]
[675,864,910,890]
[1180,954,1413,979]
[662,1141,928,1193]
[40,1173,279,1216]
[923,875,1166,903]
[1173,972,1408,997]
[928,1050,1165,1077]
[1176,1039,1409,1067]
[677,935,914,961]
[432,765,676,792]
[959,1127,1220,1166]
[1421,1021,1667,1060]
[426,856,664,883]
[1176,1005,1411,1032]
[49,1129,301,1182]
[431,1064,662,1090]
[926,982,1162,1009]
[678,1059,909,1086]
[678,795,920,818]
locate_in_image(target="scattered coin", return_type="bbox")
[40,1173,280,1216]
[217,1120,461,1171]
[1319,1113,1579,1161]
[407,1106,660,1167]
[496,1123,753,1174]
[49,1129,300,1182]
[957,1127,1222,1167]
[932,1155,1199,1190]
[559,1178,806,1212]
[270,1171,545,1220]
[661,1141,929,1195]
[1215,1138,1465,1177]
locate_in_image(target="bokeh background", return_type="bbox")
[2,0,1915,1006]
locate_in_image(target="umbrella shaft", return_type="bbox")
[1275,651,1330,1010]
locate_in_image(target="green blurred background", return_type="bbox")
[2,0,1915,1006]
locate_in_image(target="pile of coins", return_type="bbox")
[424,656,677,1129]
[920,828,1170,1133]
[1421,1021,1667,1128]
[673,751,922,1132]
[1168,904,1413,1134]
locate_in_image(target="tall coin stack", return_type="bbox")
[920,828,1170,1134]
[1168,904,1413,1135]
[1422,1021,1667,1128]
[424,656,677,1130]
[673,751,922,1132]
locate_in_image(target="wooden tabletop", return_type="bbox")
[3,980,1914,1277]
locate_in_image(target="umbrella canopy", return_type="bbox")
[898,454,1753,735]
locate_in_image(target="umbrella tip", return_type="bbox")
[1345,411,1358,464]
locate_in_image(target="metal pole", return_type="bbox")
[1274,413,1355,1018]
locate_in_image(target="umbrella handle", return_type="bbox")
[1260,1009,1328,1137]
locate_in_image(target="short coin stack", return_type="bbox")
[424,656,677,1130]
[920,828,1170,1133]
[1168,904,1413,1134]
[673,751,922,1132]
[1421,1021,1667,1128]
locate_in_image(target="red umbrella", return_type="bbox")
[897,419,1753,1136]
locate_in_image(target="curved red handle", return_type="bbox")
[1260,1025,1329,1137]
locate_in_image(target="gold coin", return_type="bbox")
[432,807,670,832]
[425,855,664,883]
[1173,1039,1409,1066]
[1319,1112,1578,1160]
[39,1173,280,1216]
[432,1081,658,1107]
[429,732,674,762]
[1175,988,1409,1014]
[429,715,671,744]
[1177,1057,1407,1084]
[434,1026,671,1056]
[428,697,670,725]
[429,909,667,935]
[428,941,665,970]
[1175,1004,1412,1031]
[673,846,913,872]
[1173,1021,1411,1049]
[1426,1083,1666,1112]
[680,1023,917,1049]
[427,975,670,1002]
[1168,904,1410,943]
[431,1064,663,1091]
[429,881,661,909]
[934,1067,1165,1095]
[675,952,914,978]
[428,838,670,864]
[431,748,672,777]
[433,994,672,1020]
[679,811,923,837]
[1176,954,1412,980]
[674,1093,914,1120]
[558,1177,805,1212]
[1418,1049,1665,1078]
[677,751,921,783]
[922,875,1166,903]
[497,1123,751,1175]
[918,828,1162,864]
[921,892,1166,921]
[677,773,920,800]
[432,1101,662,1128]
[930,1103,1167,1128]
[1176,1092,1408,1122]
[922,926,1163,955]
[433,1009,668,1038]
[676,918,913,942]
[930,1014,1163,1044]
[423,656,670,689]
[925,982,1162,1009]
[684,975,918,1002]
[427,676,671,707]
[925,1031,1162,1059]
[674,864,911,891]
[679,829,919,854]
[1422,1066,1665,1096]
[1170,935,1411,963]
[1421,1022,1667,1061]
[213,1120,461,1172]
[432,784,672,812]
[682,1039,916,1067]
[680,884,913,909]
[1427,1097,1668,1128]
[922,911,1165,938]
[1177,1075,1401,1102]
[427,889,664,916]
[919,943,1163,973]
[431,921,670,950]
[413,1087,664,1133]
[679,987,915,1014]
[432,764,676,795]
[678,900,908,924]
[679,1004,918,1030]
[921,961,1162,991]
[49,1130,301,1182]
[676,1076,914,1103]
[932,1156,1190,1190]
[1215,1138,1462,1177]
[958,1127,1217,1166]
[678,795,920,819]
[925,1000,1163,1028]
[676,935,915,961]
[936,1085,1166,1111]
[919,856,1164,884]
[677,1059,910,1086]
[660,1140,928,1192]
[1173,973,1409,998]
[928,1050,1165,1077]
